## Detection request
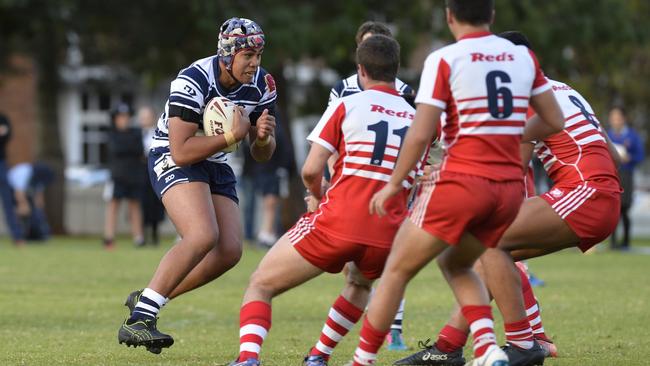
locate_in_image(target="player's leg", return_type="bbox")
[515,262,557,358]
[475,195,578,363]
[386,298,408,351]
[167,194,243,299]
[393,258,498,365]
[236,234,323,363]
[306,263,372,365]
[352,220,448,366]
[477,249,547,366]
[436,233,508,366]
[118,182,218,351]
[498,196,579,254]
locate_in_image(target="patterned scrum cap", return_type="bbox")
[218,17,265,68]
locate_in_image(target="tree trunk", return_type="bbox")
[36,15,66,234]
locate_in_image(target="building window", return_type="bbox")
[82,124,109,166]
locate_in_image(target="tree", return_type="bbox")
[1,1,647,233]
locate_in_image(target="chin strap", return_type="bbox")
[225,65,244,87]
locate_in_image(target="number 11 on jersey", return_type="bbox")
[367,120,408,166]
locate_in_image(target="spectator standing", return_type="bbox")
[607,106,645,250]
[103,103,145,249]
[241,119,293,248]
[0,113,24,245]
[138,106,165,246]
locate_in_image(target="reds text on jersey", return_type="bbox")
[415,31,550,181]
[300,85,420,247]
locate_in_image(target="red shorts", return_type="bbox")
[287,216,391,280]
[409,171,524,248]
[540,183,621,251]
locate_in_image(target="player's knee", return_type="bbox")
[436,255,469,277]
[345,272,372,291]
[218,243,243,269]
[185,229,220,254]
[383,260,419,281]
[248,269,278,296]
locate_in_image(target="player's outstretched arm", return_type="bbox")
[370,103,441,216]
[524,90,565,142]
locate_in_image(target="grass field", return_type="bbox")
[1,237,649,366]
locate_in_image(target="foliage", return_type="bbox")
[494,0,650,122]
[0,1,648,231]
[2,1,648,118]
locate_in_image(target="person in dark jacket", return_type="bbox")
[138,106,165,246]
[103,104,145,249]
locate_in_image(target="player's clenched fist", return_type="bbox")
[255,108,276,141]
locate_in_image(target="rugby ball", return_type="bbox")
[203,97,239,153]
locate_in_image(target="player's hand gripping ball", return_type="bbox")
[203,97,240,153]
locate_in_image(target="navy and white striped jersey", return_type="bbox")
[152,55,277,163]
[328,74,414,106]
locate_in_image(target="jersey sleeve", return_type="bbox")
[328,80,345,106]
[307,100,347,153]
[527,50,551,96]
[398,80,416,97]
[167,64,211,123]
[254,72,278,113]
[415,52,451,110]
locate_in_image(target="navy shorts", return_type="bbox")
[253,171,280,196]
[148,147,238,204]
[111,181,143,200]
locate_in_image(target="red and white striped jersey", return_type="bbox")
[306,85,420,247]
[534,79,620,191]
[416,31,550,181]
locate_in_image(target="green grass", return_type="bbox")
[1,237,649,365]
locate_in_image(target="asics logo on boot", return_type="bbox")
[422,353,448,361]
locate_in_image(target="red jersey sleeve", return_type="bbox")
[415,52,451,110]
[528,49,551,96]
[307,101,347,152]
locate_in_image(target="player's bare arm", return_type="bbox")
[520,142,536,171]
[370,103,441,217]
[168,109,250,166]
[302,143,332,202]
[249,108,277,162]
[523,90,564,142]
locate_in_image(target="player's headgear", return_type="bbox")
[218,17,265,69]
